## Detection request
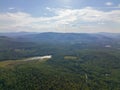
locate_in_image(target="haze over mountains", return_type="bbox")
[0,32,120,46]
[0,32,120,42]
[0,32,120,60]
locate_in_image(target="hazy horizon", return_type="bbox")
[0,31,120,34]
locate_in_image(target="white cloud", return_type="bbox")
[105,2,113,6]
[0,7,120,33]
[8,7,15,10]
[46,7,51,11]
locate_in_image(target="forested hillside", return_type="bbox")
[0,33,120,90]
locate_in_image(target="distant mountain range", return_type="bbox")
[0,32,120,60]
[0,32,120,44]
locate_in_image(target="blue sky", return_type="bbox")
[0,0,120,33]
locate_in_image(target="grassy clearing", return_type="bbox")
[64,56,78,60]
[0,57,51,68]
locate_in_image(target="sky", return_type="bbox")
[0,0,120,33]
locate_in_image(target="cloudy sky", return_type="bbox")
[0,0,120,33]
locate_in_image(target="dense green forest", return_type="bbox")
[0,32,120,90]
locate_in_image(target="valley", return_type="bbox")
[0,32,120,90]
